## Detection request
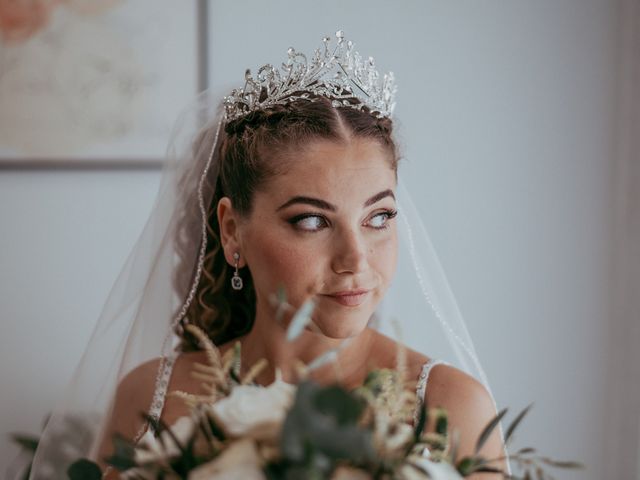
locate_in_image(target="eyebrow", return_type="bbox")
[276,189,395,212]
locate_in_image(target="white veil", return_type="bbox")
[27,35,503,480]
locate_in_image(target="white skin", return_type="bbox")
[216,135,398,386]
[103,135,506,479]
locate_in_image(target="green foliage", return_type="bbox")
[9,414,96,480]
[434,408,449,437]
[413,402,428,442]
[279,381,375,477]
[10,433,39,452]
[504,404,532,445]
[67,459,102,480]
[453,406,584,479]
[286,298,316,341]
[11,354,583,480]
[105,433,138,471]
[475,407,508,454]
[361,368,400,396]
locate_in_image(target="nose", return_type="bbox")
[330,226,368,274]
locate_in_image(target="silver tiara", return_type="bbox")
[223,30,397,122]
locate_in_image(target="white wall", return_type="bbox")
[0,1,629,479]
[0,169,162,473]
[606,0,640,477]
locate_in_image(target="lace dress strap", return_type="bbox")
[102,354,178,479]
[413,358,447,424]
[133,352,178,443]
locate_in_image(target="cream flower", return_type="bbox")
[188,439,266,480]
[119,417,195,479]
[209,378,295,440]
[134,416,195,464]
[401,456,464,480]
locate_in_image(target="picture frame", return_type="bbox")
[0,0,203,168]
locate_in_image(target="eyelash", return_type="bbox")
[288,209,398,232]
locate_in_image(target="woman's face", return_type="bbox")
[236,137,398,339]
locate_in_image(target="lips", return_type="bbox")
[321,288,371,307]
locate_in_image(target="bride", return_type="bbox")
[30,31,506,479]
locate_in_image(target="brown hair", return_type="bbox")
[177,96,398,350]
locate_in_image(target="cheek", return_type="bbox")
[244,228,319,300]
[243,223,398,312]
[370,229,398,289]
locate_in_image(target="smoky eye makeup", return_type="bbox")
[286,213,330,231]
[286,207,398,233]
[366,208,398,229]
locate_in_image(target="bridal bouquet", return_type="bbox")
[66,320,580,480]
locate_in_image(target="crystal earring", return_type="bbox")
[231,252,243,290]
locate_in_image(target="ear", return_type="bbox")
[217,196,245,267]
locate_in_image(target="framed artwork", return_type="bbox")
[0,0,200,167]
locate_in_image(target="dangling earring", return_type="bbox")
[231,252,243,290]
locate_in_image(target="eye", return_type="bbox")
[288,214,329,232]
[366,209,398,230]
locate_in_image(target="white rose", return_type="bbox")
[401,456,463,480]
[209,378,295,440]
[188,439,266,480]
[134,416,196,464]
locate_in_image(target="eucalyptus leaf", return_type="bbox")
[456,456,482,476]
[434,408,448,436]
[140,412,162,435]
[204,412,227,442]
[312,385,365,425]
[280,382,375,466]
[67,459,102,480]
[308,339,351,372]
[539,457,584,469]
[310,424,374,462]
[475,465,505,474]
[274,285,288,323]
[516,447,536,455]
[105,434,137,471]
[413,402,427,442]
[475,408,508,454]
[361,368,399,397]
[286,299,315,341]
[10,433,39,452]
[504,404,533,445]
[306,348,338,371]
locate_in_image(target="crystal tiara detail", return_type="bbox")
[223,30,397,122]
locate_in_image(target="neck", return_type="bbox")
[238,301,373,388]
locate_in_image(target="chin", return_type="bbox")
[310,311,372,339]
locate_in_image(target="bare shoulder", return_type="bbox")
[101,358,162,447]
[116,358,161,411]
[367,329,428,361]
[95,358,160,477]
[100,352,212,478]
[364,330,491,413]
[425,363,505,472]
[365,329,430,379]
[425,363,494,412]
